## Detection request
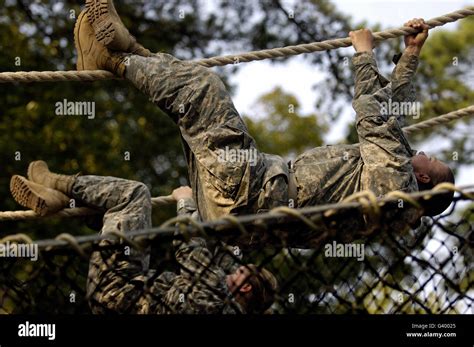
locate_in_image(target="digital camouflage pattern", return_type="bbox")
[125,53,288,221]
[294,51,419,207]
[126,51,419,220]
[72,176,243,314]
[71,50,420,313]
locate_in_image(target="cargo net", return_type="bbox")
[0,185,472,314]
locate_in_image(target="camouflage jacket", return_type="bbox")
[289,51,419,207]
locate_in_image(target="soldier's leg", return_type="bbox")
[71,175,152,312]
[125,54,265,220]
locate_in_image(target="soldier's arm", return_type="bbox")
[352,64,416,195]
[171,186,222,279]
[390,18,428,107]
[175,189,241,274]
[350,28,413,174]
[351,21,430,195]
[171,233,239,313]
[353,99,417,195]
[390,51,418,105]
[350,29,390,100]
[176,196,199,218]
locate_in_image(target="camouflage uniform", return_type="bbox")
[125,51,418,221]
[72,175,243,314]
[125,54,289,222]
[294,51,419,207]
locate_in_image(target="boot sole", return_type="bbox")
[10,176,49,216]
[86,0,118,48]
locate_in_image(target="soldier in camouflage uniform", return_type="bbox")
[73,5,453,221]
[9,3,455,314]
[11,163,278,314]
[71,178,276,314]
[14,8,455,232]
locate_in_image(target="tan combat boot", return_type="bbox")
[74,10,129,77]
[86,0,151,56]
[10,176,70,216]
[27,161,78,196]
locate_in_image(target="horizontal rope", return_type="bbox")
[0,7,472,83]
[1,184,472,251]
[0,195,175,221]
[402,105,474,134]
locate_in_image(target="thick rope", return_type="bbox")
[402,105,474,134]
[0,195,174,221]
[0,70,116,83]
[0,7,472,83]
[1,185,472,252]
[197,7,474,67]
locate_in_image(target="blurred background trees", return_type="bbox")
[0,0,471,313]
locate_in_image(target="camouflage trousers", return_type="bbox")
[125,53,284,221]
[72,175,152,312]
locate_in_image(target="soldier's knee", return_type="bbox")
[126,181,151,206]
[132,182,150,197]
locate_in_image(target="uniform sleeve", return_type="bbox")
[175,197,239,273]
[170,232,236,313]
[173,197,220,279]
[176,197,198,217]
[352,52,390,100]
[87,239,164,314]
[390,52,419,107]
[352,52,419,195]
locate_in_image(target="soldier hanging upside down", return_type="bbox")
[72,2,455,221]
[8,0,456,313]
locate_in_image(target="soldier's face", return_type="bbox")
[411,152,450,188]
[226,266,252,294]
[412,151,450,182]
[411,151,431,175]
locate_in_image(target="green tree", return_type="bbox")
[244,87,326,157]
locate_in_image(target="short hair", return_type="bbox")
[418,165,455,216]
[242,264,279,313]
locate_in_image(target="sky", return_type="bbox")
[220,0,473,186]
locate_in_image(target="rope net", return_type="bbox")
[1,185,472,314]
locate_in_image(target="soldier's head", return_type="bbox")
[226,264,278,313]
[411,151,455,216]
